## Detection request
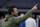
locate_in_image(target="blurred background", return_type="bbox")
[0,0,40,27]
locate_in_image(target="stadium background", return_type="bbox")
[0,0,40,27]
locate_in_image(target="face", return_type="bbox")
[12,8,18,15]
[20,13,24,17]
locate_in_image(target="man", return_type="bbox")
[25,14,36,27]
[2,4,37,27]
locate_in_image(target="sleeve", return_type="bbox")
[14,9,34,23]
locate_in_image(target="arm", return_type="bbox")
[14,9,34,23]
[14,4,37,23]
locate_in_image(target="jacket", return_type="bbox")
[2,9,34,27]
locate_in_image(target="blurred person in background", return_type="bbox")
[18,13,24,18]
[20,13,24,17]
[25,14,36,27]
[20,13,25,27]
[2,4,37,27]
[1,17,4,22]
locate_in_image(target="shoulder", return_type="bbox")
[25,18,36,23]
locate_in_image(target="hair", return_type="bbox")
[8,6,16,15]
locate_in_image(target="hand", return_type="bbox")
[32,4,38,11]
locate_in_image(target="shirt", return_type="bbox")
[25,17,36,27]
[20,21,25,27]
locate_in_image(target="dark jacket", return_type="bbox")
[2,9,34,27]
